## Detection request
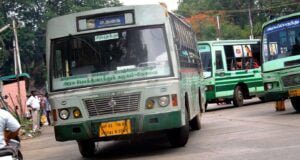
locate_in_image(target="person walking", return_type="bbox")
[26,91,40,132]
[44,93,51,126]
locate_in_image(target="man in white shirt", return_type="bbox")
[0,109,20,149]
[26,91,40,132]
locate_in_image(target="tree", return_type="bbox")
[0,0,122,89]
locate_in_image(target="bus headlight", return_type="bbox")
[146,99,155,109]
[159,96,169,107]
[59,109,70,120]
[73,108,82,118]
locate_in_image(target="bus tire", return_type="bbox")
[259,96,265,102]
[77,140,95,158]
[190,113,201,130]
[205,102,208,111]
[167,108,189,147]
[233,86,244,107]
[291,97,300,112]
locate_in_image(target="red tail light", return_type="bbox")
[171,94,178,107]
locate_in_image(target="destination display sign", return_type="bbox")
[265,18,300,34]
[77,11,134,31]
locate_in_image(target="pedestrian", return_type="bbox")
[26,90,40,132]
[0,109,20,149]
[39,94,46,127]
[44,93,51,126]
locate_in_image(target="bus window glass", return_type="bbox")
[263,18,300,62]
[198,44,212,78]
[216,51,224,70]
[225,44,260,70]
[51,27,171,90]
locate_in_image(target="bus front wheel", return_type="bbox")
[167,108,189,147]
[190,113,201,130]
[291,97,300,112]
[233,86,244,107]
[77,140,95,158]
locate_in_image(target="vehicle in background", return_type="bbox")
[198,39,264,110]
[261,12,300,112]
[46,4,206,157]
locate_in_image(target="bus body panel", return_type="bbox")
[198,40,264,104]
[46,5,205,143]
[49,78,186,141]
[262,13,300,105]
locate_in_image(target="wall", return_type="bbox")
[2,80,28,115]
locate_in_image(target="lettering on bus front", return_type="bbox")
[57,66,159,88]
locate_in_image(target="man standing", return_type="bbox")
[44,93,51,126]
[26,91,40,132]
[0,109,20,149]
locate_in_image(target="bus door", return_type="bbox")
[215,50,225,77]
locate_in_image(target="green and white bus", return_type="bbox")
[262,12,300,112]
[46,4,206,157]
[198,39,264,110]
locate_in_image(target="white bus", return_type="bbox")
[46,4,206,157]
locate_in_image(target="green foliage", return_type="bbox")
[178,0,300,40]
[0,0,121,88]
[197,24,216,41]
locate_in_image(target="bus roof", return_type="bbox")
[262,12,300,29]
[46,4,171,39]
[48,4,168,22]
[197,39,260,46]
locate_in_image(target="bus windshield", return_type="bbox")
[51,26,171,91]
[198,44,212,78]
[263,18,300,62]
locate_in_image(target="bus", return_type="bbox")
[262,12,300,112]
[198,39,264,110]
[46,4,206,157]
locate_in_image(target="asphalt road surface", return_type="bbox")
[21,98,300,160]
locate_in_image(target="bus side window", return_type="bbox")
[249,44,261,69]
[215,51,224,70]
[224,45,235,70]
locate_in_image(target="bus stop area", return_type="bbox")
[21,98,300,160]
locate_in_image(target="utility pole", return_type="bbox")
[0,16,24,120]
[0,24,10,33]
[216,15,221,40]
[12,16,22,74]
[248,0,254,39]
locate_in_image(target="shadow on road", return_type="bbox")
[91,131,199,159]
[206,99,263,112]
[278,111,300,115]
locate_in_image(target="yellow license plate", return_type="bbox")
[99,120,131,137]
[288,89,300,97]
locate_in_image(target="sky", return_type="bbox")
[120,0,179,11]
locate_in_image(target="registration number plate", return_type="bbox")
[288,89,300,97]
[99,120,131,137]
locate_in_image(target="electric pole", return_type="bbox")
[12,16,22,74]
[216,15,221,40]
[248,0,254,39]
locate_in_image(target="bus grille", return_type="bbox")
[282,74,300,87]
[83,93,140,117]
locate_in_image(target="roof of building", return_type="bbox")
[0,73,30,84]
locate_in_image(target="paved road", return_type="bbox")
[21,98,300,160]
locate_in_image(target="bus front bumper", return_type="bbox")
[54,110,182,142]
[264,91,289,101]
